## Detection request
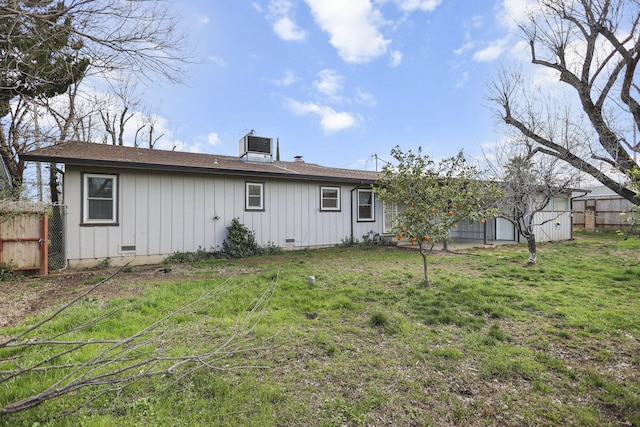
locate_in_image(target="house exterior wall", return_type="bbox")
[530,211,572,242]
[449,195,573,243]
[447,211,572,243]
[63,166,383,266]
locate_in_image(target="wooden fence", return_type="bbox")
[0,202,48,275]
[573,197,635,230]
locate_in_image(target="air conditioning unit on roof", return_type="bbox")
[239,134,273,163]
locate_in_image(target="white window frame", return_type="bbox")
[357,188,375,222]
[245,182,265,211]
[320,186,341,211]
[82,173,118,224]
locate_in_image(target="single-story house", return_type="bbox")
[22,138,385,267]
[22,138,573,267]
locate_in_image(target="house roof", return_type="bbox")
[572,186,619,199]
[21,141,379,184]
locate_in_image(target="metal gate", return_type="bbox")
[48,204,67,272]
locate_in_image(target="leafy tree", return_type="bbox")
[1,0,187,198]
[374,147,499,287]
[0,0,89,194]
[0,1,89,117]
[488,0,640,206]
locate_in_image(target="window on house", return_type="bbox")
[246,182,264,211]
[83,173,117,224]
[541,196,569,212]
[357,189,374,221]
[320,186,341,211]
[553,196,569,212]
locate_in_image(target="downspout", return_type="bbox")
[350,186,359,242]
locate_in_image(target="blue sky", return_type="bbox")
[140,0,532,170]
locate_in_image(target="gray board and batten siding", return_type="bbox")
[22,141,574,268]
[22,141,383,267]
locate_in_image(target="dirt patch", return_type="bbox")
[0,264,189,329]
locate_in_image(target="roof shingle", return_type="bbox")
[21,141,379,184]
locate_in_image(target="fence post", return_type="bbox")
[40,214,48,275]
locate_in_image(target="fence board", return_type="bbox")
[0,206,48,274]
[573,197,635,229]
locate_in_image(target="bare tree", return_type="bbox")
[0,267,277,419]
[485,141,579,265]
[488,0,640,205]
[141,113,166,149]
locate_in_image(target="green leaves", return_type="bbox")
[0,0,89,116]
[373,146,500,285]
[374,146,499,248]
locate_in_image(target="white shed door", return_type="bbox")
[496,218,515,241]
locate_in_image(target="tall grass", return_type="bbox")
[1,233,639,426]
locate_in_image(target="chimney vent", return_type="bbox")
[294,155,304,163]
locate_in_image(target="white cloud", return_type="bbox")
[497,0,534,30]
[273,16,307,41]
[269,0,307,42]
[455,72,469,88]
[179,132,224,154]
[509,39,530,62]
[395,0,442,12]
[287,99,359,133]
[531,67,562,89]
[454,14,483,55]
[305,0,390,63]
[197,15,210,25]
[314,69,344,100]
[473,37,509,62]
[453,42,475,56]
[274,70,299,86]
[207,133,222,146]
[209,56,228,67]
[355,88,377,107]
[389,50,403,67]
[469,14,484,29]
[251,3,263,13]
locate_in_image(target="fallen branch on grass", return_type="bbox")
[0,266,278,420]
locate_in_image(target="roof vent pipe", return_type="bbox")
[294,155,304,163]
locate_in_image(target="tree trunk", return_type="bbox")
[49,163,60,204]
[526,233,537,266]
[421,250,430,287]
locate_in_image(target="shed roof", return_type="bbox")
[21,141,379,184]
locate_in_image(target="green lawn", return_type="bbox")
[1,233,639,426]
